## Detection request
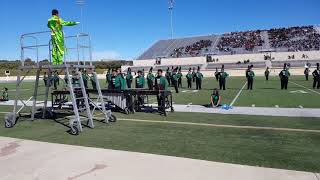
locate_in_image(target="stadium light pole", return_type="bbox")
[76,0,85,33]
[168,0,174,39]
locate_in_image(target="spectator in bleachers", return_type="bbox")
[217,30,263,52]
[269,26,320,52]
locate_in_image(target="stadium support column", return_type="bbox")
[169,0,174,39]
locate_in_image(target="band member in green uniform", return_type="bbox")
[192,67,196,83]
[82,70,89,89]
[155,69,169,90]
[247,65,255,90]
[170,66,175,85]
[155,69,169,112]
[147,67,155,90]
[279,64,290,90]
[43,71,49,87]
[312,63,320,89]
[304,67,310,81]
[210,88,221,107]
[90,70,97,90]
[53,71,60,90]
[111,69,121,90]
[135,70,145,106]
[245,65,250,81]
[172,67,179,93]
[142,68,145,78]
[177,67,183,88]
[218,68,229,90]
[106,69,112,89]
[0,87,9,101]
[265,67,270,81]
[195,67,203,90]
[165,67,171,86]
[64,72,69,85]
[118,69,127,90]
[214,67,219,81]
[126,68,133,89]
[186,68,193,89]
[135,70,145,88]
[72,70,80,88]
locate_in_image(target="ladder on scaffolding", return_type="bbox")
[4,31,115,135]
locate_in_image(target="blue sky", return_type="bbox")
[1,0,320,60]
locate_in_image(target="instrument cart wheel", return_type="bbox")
[70,124,80,136]
[109,114,117,123]
[4,113,16,128]
[4,119,14,128]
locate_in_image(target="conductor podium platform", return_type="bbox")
[3,31,116,135]
[86,88,175,116]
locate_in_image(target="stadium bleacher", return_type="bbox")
[137,26,320,60]
[138,35,219,60]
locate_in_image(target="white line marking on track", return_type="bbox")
[0,112,11,114]
[8,89,31,92]
[118,118,320,133]
[289,81,320,95]
[230,82,247,106]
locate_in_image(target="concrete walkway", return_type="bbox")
[1,100,320,118]
[0,137,318,180]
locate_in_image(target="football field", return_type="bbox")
[0,75,320,172]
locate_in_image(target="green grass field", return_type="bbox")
[1,75,320,172]
[3,75,320,107]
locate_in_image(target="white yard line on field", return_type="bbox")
[230,82,247,106]
[118,118,320,133]
[289,81,320,95]
[0,112,11,114]
[8,89,31,92]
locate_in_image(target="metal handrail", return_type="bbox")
[20,31,92,66]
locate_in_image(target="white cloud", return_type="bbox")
[93,50,121,61]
